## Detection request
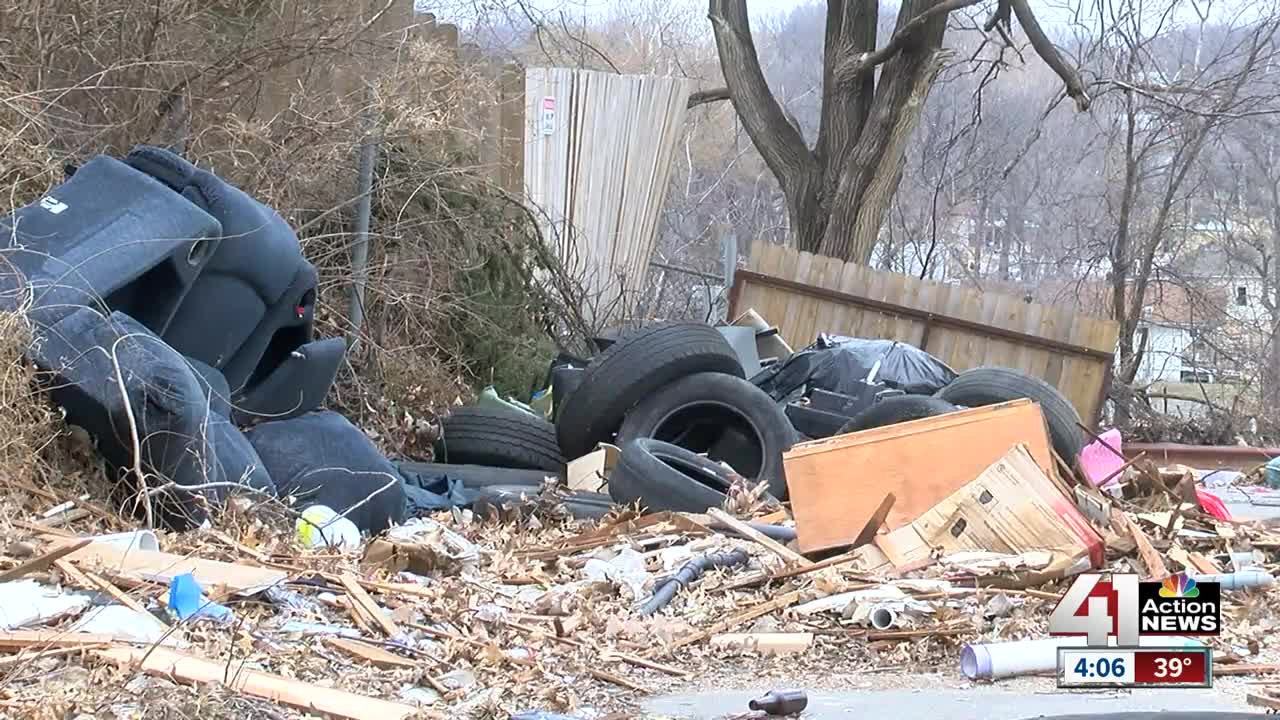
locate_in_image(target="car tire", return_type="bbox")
[608,438,733,513]
[934,366,1085,461]
[434,406,565,473]
[838,395,958,433]
[555,323,744,459]
[615,372,795,499]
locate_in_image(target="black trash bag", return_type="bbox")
[752,335,957,400]
[246,411,406,533]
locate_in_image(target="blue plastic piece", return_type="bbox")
[169,573,233,622]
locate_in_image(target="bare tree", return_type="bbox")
[693,0,1091,263]
[1101,10,1280,391]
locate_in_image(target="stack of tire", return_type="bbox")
[554,323,797,514]
[432,323,796,515]
[828,367,1088,463]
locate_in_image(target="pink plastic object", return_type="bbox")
[1078,428,1125,488]
[1196,488,1232,521]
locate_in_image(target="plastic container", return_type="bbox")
[296,505,361,549]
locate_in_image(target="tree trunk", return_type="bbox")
[818,36,948,262]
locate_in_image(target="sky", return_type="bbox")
[416,0,1264,45]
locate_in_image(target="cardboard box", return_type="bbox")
[566,443,620,492]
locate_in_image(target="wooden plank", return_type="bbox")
[786,400,1057,553]
[0,631,117,649]
[1117,512,1169,580]
[325,638,418,669]
[852,493,896,548]
[93,645,417,720]
[0,539,91,582]
[339,573,399,637]
[707,509,812,567]
[61,541,286,597]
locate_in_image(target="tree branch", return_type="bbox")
[1009,0,1091,111]
[707,0,816,192]
[833,0,982,85]
[687,86,730,108]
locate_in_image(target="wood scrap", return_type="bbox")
[11,520,76,538]
[338,573,399,637]
[719,550,872,591]
[0,632,117,649]
[1216,663,1280,677]
[0,538,91,582]
[0,644,109,668]
[92,645,417,720]
[586,666,648,693]
[1116,512,1168,580]
[649,590,804,659]
[707,509,811,567]
[61,541,286,596]
[852,492,896,548]
[325,637,418,669]
[80,568,160,621]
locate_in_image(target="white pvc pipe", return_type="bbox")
[961,635,1203,681]
[87,530,159,553]
[869,605,897,630]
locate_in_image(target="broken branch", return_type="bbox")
[1008,0,1091,111]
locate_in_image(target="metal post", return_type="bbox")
[348,94,378,347]
[722,230,738,290]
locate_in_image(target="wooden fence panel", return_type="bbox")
[729,242,1121,424]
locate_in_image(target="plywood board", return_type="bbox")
[785,399,1056,553]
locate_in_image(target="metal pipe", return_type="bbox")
[348,97,378,345]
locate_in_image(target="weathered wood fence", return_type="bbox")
[728,242,1121,424]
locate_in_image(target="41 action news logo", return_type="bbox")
[1048,573,1221,645]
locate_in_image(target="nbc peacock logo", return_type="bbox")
[1138,572,1220,634]
[1158,573,1200,599]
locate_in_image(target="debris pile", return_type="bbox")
[4,146,1280,717]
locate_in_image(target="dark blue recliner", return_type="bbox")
[0,156,222,331]
[123,146,343,422]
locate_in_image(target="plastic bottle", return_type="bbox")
[296,505,361,549]
[748,689,808,715]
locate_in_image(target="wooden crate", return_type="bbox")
[784,399,1058,553]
